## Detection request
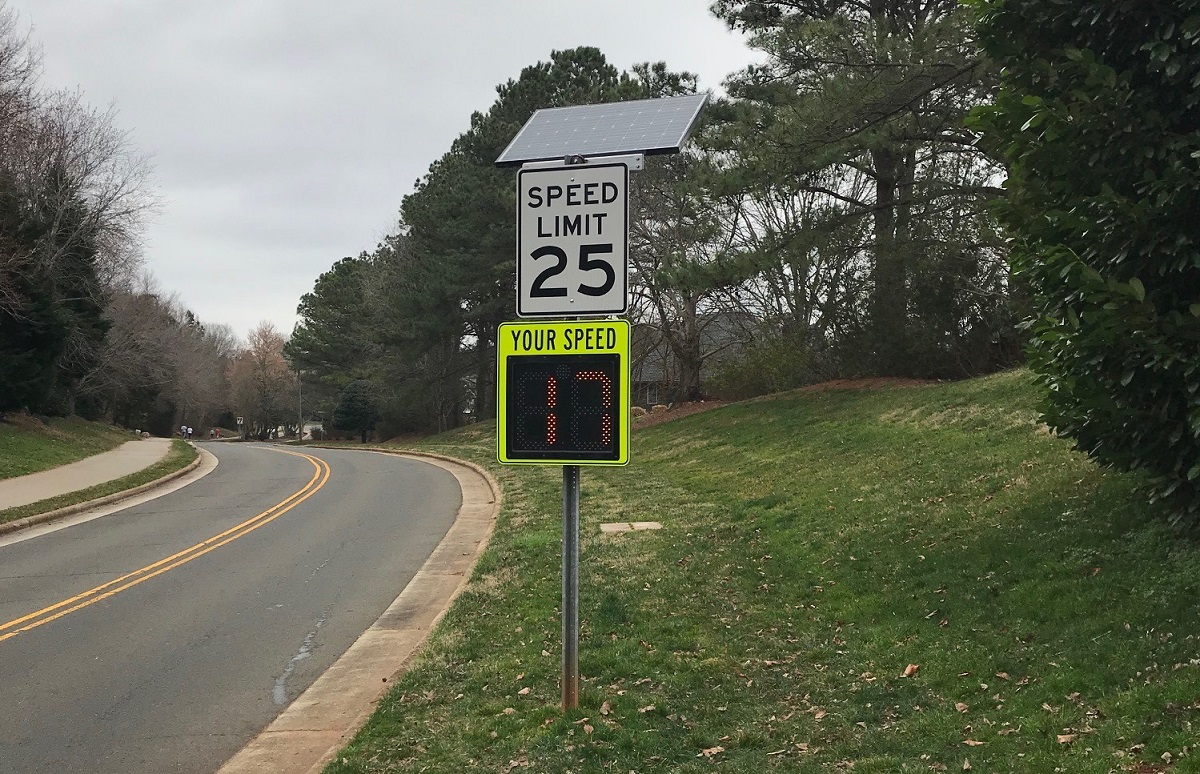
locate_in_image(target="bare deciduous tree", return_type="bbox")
[227,322,297,439]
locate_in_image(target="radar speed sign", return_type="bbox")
[497,320,630,465]
[516,163,628,317]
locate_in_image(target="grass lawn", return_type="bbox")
[0,415,134,480]
[0,440,197,525]
[329,370,1200,773]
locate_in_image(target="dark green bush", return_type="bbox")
[333,379,380,444]
[971,0,1200,524]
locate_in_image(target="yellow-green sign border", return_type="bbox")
[497,319,630,466]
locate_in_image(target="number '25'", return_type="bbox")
[529,244,615,298]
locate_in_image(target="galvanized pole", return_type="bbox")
[562,464,580,710]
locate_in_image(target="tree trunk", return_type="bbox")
[475,329,494,422]
[869,146,907,375]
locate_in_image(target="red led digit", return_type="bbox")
[576,369,613,446]
[547,375,557,445]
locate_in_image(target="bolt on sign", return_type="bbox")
[497,319,630,465]
[516,163,628,317]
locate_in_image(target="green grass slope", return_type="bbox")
[0,415,133,480]
[334,370,1200,773]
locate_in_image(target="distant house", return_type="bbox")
[630,311,754,406]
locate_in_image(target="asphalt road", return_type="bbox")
[0,444,461,774]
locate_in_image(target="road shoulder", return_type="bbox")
[216,450,501,774]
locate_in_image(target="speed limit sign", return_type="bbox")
[516,163,628,317]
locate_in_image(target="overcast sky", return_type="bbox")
[8,0,758,343]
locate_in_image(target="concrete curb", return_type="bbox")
[216,447,502,774]
[0,445,203,537]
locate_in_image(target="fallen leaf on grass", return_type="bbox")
[699,746,725,758]
[995,672,1010,680]
[639,704,656,714]
[1057,734,1077,744]
[962,760,972,771]
[583,724,594,734]
[903,664,920,677]
[955,702,969,713]
[502,707,516,715]
[517,687,530,696]
[600,701,612,716]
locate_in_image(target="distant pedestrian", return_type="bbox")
[186,426,193,440]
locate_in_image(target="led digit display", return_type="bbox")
[507,355,621,461]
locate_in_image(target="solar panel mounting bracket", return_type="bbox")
[518,153,644,172]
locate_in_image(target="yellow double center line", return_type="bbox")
[0,449,331,644]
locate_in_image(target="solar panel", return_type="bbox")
[495,93,709,167]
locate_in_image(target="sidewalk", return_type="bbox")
[0,438,173,511]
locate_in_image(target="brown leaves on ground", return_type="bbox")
[796,377,937,393]
[1130,764,1171,774]
[632,401,728,429]
[698,745,725,758]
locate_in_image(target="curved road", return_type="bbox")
[0,444,461,774]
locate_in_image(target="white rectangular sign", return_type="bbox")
[516,163,628,317]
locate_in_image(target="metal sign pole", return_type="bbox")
[562,464,580,710]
